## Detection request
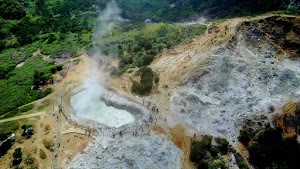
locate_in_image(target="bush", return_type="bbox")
[191,135,212,168]
[234,152,249,169]
[44,125,50,132]
[210,146,220,157]
[215,137,229,154]
[131,67,154,95]
[56,65,63,71]
[0,135,14,157]
[102,23,207,73]
[25,156,35,165]
[50,66,57,74]
[238,130,251,146]
[39,149,47,159]
[246,127,300,169]
[21,124,33,130]
[13,148,22,159]
[154,74,159,84]
[208,159,226,169]
[43,139,55,149]
[21,124,34,138]
[12,148,22,166]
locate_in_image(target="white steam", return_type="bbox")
[71,1,134,127]
[85,1,122,93]
[92,1,122,51]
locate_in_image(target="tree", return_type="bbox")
[12,148,22,166]
[0,133,14,157]
[215,137,229,154]
[238,130,251,146]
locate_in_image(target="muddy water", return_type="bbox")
[70,89,135,128]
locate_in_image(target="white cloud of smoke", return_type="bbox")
[75,1,122,115]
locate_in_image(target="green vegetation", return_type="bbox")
[0,121,19,157]
[12,148,22,166]
[239,127,300,168]
[39,149,47,159]
[238,129,251,146]
[1,0,291,117]
[43,139,55,150]
[0,56,55,115]
[37,99,51,111]
[190,135,231,169]
[101,23,206,73]
[44,125,51,132]
[19,104,35,113]
[0,121,20,134]
[274,8,300,15]
[117,0,292,22]
[234,152,249,169]
[25,156,35,165]
[215,137,229,154]
[131,67,154,95]
[21,123,34,138]
[0,104,35,120]
[208,159,226,169]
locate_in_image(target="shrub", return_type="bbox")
[56,65,63,71]
[238,129,251,146]
[25,156,35,165]
[21,124,34,138]
[131,67,154,95]
[39,149,47,159]
[0,135,14,157]
[44,125,50,132]
[12,148,22,166]
[210,146,220,157]
[43,139,55,150]
[154,74,159,84]
[234,152,249,169]
[215,137,229,154]
[191,135,212,168]
[208,159,226,169]
[21,124,33,130]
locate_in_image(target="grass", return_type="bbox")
[39,149,47,159]
[99,23,207,73]
[0,56,54,115]
[19,104,35,113]
[0,104,36,120]
[274,8,300,16]
[42,139,55,150]
[39,32,89,58]
[0,121,20,134]
[37,100,51,111]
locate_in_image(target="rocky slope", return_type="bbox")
[149,15,300,142]
[69,135,183,169]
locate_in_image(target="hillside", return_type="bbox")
[1,0,300,169]
[105,14,300,168]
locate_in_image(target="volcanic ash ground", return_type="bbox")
[69,135,183,169]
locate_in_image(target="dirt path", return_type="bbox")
[0,111,45,124]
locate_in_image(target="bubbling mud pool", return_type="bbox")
[70,89,135,128]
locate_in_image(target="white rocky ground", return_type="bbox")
[69,135,183,169]
[171,29,300,142]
